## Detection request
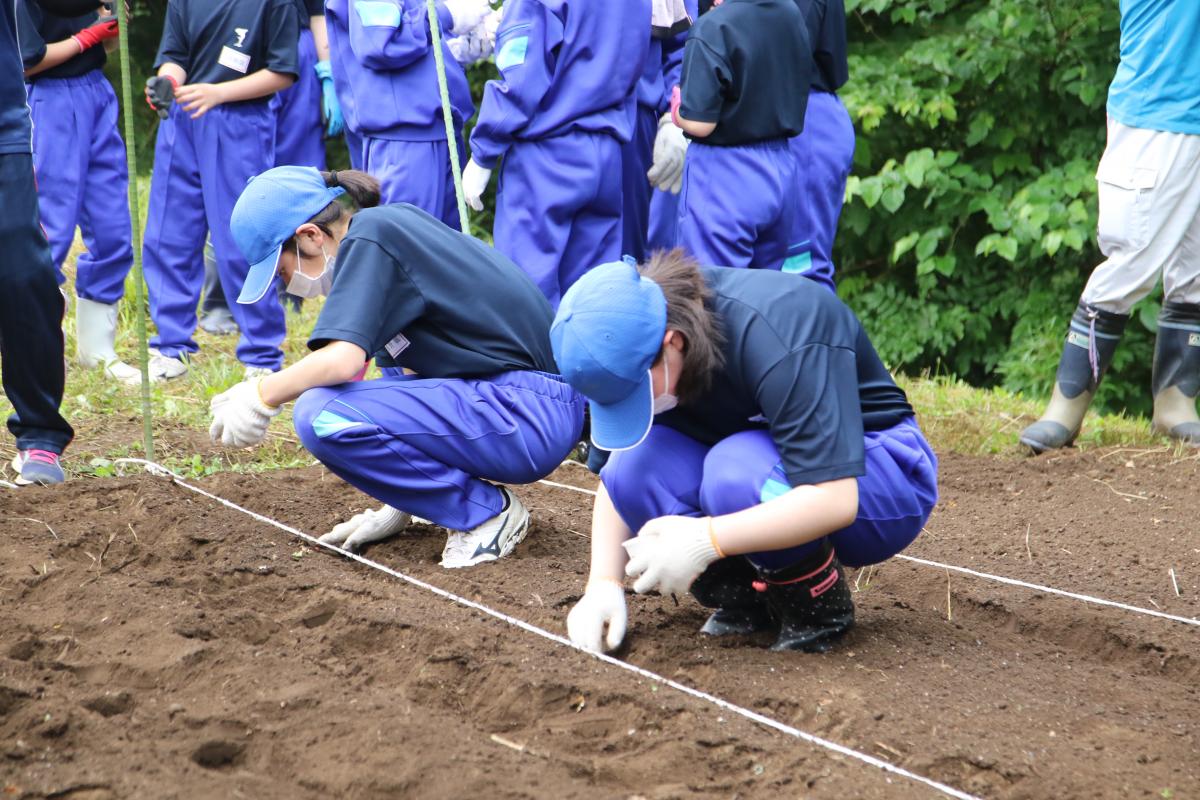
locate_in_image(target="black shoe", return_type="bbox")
[690,556,773,636]
[755,543,854,653]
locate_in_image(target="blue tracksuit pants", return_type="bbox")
[27,71,132,304]
[620,104,659,262]
[602,418,938,570]
[494,131,623,307]
[677,139,798,270]
[362,136,463,229]
[272,28,326,170]
[647,187,680,252]
[294,370,585,530]
[785,91,855,291]
[345,127,364,170]
[0,153,73,454]
[143,101,286,369]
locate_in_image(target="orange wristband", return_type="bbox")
[707,517,726,559]
[255,378,279,410]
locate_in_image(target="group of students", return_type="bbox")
[17,0,857,381]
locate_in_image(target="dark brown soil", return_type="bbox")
[1,447,1198,799]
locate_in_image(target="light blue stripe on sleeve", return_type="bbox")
[496,35,529,71]
[355,0,402,28]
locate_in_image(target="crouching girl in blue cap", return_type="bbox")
[208,166,585,568]
[550,251,938,652]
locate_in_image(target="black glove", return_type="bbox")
[145,76,176,120]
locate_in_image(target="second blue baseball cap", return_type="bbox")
[230,166,345,304]
[551,261,667,451]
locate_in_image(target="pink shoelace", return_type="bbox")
[23,449,60,465]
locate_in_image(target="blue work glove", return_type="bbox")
[313,60,344,138]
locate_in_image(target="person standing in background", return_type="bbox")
[1020,2,1200,453]
[0,0,104,485]
[462,0,652,307]
[17,0,140,384]
[672,0,810,270]
[140,0,298,381]
[323,0,488,222]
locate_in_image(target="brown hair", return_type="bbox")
[285,169,381,246]
[639,248,726,402]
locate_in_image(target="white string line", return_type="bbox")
[534,479,1200,629]
[113,459,979,800]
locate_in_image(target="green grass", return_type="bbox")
[0,235,1185,483]
[896,372,1173,457]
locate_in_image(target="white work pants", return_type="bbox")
[1082,118,1200,314]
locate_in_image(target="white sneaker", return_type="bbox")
[243,365,275,380]
[440,487,530,569]
[147,348,188,381]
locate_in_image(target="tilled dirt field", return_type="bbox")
[1,447,1198,799]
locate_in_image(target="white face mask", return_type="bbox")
[652,357,678,415]
[287,242,333,299]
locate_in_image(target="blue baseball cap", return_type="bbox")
[551,261,667,451]
[230,166,345,304]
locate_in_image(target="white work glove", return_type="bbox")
[319,504,412,552]
[208,379,281,449]
[567,579,628,653]
[446,29,488,65]
[442,0,489,35]
[446,7,501,65]
[646,113,688,194]
[623,516,720,596]
[462,158,492,212]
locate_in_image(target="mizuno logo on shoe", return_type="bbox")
[472,517,508,559]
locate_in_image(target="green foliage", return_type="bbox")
[838,0,1156,416]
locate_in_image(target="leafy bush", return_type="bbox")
[838,0,1158,416]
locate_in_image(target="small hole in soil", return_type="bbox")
[191,739,245,769]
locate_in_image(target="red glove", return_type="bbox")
[71,18,119,52]
[670,84,683,128]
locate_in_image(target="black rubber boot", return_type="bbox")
[1020,301,1128,454]
[689,556,773,636]
[1152,301,1200,446]
[755,542,854,653]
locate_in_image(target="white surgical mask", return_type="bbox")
[287,242,333,299]
[652,357,678,415]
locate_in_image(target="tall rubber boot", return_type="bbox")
[689,555,773,636]
[198,238,238,335]
[1151,301,1200,446]
[753,541,854,653]
[1019,301,1128,454]
[76,297,141,385]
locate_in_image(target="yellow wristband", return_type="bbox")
[707,517,726,559]
[255,378,279,410]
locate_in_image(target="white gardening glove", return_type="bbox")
[623,516,720,596]
[319,504,412,552]
[480,6,501,48]
[646,113,688,194]
[446,28,487,65]
[208,379,281,449]
[567,579,628,653]
[442,0,489,35]
[462,158,492,212]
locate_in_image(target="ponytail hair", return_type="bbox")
[290,170,382,242]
